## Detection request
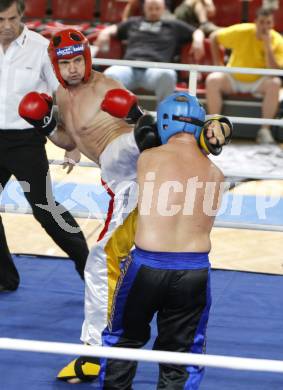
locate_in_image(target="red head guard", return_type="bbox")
[48,28,92,88]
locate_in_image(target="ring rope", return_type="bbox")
[93,57,283,77]
[214,221,283,232]
[49,159,98,168]
[220,171,283,180]
[0,338,283,374]
[1,205,282,232]
[48,160,283,181]
[221,116,283,127]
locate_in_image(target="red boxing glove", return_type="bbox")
[101,88,143,123]
[19,92,57,136]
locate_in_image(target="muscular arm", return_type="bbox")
[48,121,76,151]
[194,1,209,24]
[95,24,118,50]
[262,32,280,69]
[209,30,224,65]
[97,72,126,92]
[48,91,76,151]
[121,0,140,21]
[191,28,205,61]
[203,0,216,17]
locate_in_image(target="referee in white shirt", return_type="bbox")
[0,0,89,291]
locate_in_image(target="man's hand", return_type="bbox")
[19,92,57,136]
[190,40,205,62]
[191,28,205,62]
[261,29,272,46]
[101,89,143,123]
[134,114,161,152]
[95,32,110,51]
[94,25,118,50]
[200,116,233,155]
[63,149,81,174]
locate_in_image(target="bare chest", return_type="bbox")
[61,92,100,134]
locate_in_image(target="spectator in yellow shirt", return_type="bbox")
[205,7,283,144]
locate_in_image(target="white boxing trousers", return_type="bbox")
[81,131,140,345]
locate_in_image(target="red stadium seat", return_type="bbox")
[211,0,242,27]
[96,40,124,62]
[179,39,224,89]
[25,0,47,18]
[87,26,124,72]
[247,0,283,33]
[40,22,91,39]
[25,20,44,31]
[51,0,95,21]
[24,0,47,32]
[96,39,124,60]
[272,2,283,32]
[100,0,128,23]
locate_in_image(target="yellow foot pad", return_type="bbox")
[57,356,100,382]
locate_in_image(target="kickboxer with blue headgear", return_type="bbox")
[157,92,233,155]
[98,93,233,390]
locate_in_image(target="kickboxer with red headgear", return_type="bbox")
[18,27,162,383]
[18,28,232,384]
[48,28,92,88]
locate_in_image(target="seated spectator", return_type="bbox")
[95,0,205,103]
[122,0,174,21]
[205,7,283,144]
[175,0,218,35]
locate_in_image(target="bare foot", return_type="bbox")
[67,378,83,384]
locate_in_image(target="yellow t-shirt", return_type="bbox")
[216,23,283,82]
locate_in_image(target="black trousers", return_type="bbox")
[0,129,89,290]
[101,249,211,390]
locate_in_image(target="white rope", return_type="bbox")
[150,112,283,127]
[94,57,283,126]
[93,58,283,77]
[0,205,104,220]
[48,159,99,168]
[212,116,283,127]
[1,338,283,374]
[1,204,281,231]
[222,171,283,180]
[47,160,283,181]
[214,221,283,232]
[225,116,283,127]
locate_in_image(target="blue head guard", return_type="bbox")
[157,92,206,144]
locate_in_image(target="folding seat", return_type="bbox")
[178,38,224,93]
[38,0,95,38]
[211,0,242,27]
[87,27,124,60]
[40,21,90,40]
[51,0,95,21]
[100,0,128,23]
[25,0,47,18]
[24,0,47,32]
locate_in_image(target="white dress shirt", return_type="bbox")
[0,25,59,130]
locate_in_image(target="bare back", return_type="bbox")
[56,71,133,163]
[135,134,225,252]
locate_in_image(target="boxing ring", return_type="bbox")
[1,60,283,389]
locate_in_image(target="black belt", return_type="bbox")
[0,128,38,134]
[0,128,46,148]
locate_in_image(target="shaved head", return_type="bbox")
[144,0,165,6]
[144,0,165,21]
